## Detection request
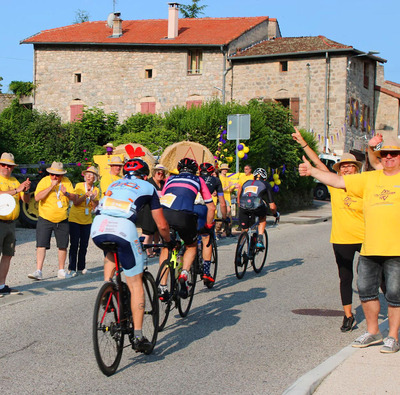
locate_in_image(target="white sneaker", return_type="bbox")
[80,268,90,275]
[68,270,77,277]
[28,270,43,280]
[58,269,72,279]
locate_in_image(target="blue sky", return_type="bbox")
[1,0,399,92]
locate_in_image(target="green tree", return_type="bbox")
[73,9,90,24]
[8,81,35,97]
[180,0,207,18]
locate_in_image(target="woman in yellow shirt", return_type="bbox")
[68,166,100,276]
[293,129,363,332]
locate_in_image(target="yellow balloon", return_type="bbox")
[273,173,280,181]
[269,181,275,187]
[243,146,249,153]
[238,151,245,159]
[275,179,281,185]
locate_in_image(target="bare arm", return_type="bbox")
[368,133,383,170]
[292,127,328,172]
[151,208,171,242]
[205,201,216,225]
[299,156,345,189]
[217,195,227,219]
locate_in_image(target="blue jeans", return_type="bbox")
[357,255,400,307]
[68,222,91,271]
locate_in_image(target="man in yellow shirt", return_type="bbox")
[28,162,76,281]
[218,163,235,237]
[100,156,124,198]
[0,153,31,296]
[299,137,400,354]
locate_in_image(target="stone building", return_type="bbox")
[21,3,393,155]
[0,94,15,113]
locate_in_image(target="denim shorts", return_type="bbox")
[357,255,400,306]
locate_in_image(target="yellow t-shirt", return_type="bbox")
[344,170,400,256]
[328,186,364,244]
[219,174,235,204]
[0,175,21,221]
[35,176,74,223]
[238,173,254,187]
[100,173,121,198]
[68,182,100,225]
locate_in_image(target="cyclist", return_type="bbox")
[91,158,173,353]
[238,168,279,248]
[159,158,215,298]
[194,162,227,285]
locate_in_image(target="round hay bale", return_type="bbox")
[159,141,214,173]
[114,143,156,170]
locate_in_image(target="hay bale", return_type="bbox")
[159,141,214,172]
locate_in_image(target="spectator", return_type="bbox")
[217,163,235,237]
[28,162,76,280]
[299,137,400,353]
[68,166,100,276]
[0,153,31,296]
[100,156,123,198]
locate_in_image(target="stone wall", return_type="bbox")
[0,94,15,112]
[33,45,225,122]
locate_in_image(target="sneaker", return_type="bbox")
[0,285,21,295]
[28,270,42,280]
[352,332,383,348]
[202,274,215,285]
[178,271,189,299]
[340,314,356,332]
[158,287,170,302]
[68,270,77,277]
[58,269,72,279]
[79,269,90,275]
[132,336,153,353]
[380,337,400,353]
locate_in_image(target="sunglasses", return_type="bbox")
[0,164,14,168]
[156,171,165,175]
[49,173,62,177]
[380,151,400,158]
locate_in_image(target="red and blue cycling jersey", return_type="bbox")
[160,172,212,212]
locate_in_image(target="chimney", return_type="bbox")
[112,12,122,38]
[168,3,179,39]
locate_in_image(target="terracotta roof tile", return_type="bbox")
[230,36,352,57]
[21,17,270,46]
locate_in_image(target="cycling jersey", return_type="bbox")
[201,175,224,196]
[239,179,274,210]
[160,172,212,212]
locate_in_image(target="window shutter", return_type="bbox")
[291,98,300,126]
[70,105,84,122]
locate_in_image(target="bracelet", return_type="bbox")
[301,143,308,149]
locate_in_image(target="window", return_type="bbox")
[74,73,82,83]
[141,102,156,114]
[363,62,369,89]
[145,69,153,79]
[187,49,203,75]
[70,104,84,122]
[275,98,290,108]
[280,61,288,72]
[186,100,202,109]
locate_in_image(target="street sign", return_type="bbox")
[227,114,250,140]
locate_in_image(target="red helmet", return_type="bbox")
[123,158,149,177]
[199,162,215,175]
[177,158,199,174]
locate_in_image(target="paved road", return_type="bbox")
[0,219,367,394]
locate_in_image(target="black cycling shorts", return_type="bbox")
[238,205,267,229]
[163,208,198,245]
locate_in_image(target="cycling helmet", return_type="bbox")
[199,162,215,176]
[177,158,199,174]
[253,168,268,180]
[123,158,149,177]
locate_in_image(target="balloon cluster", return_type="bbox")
[268,166,285,193]
[236,142,249,160]
[214,126,234,167]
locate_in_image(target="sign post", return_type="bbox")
[227,114,251,174]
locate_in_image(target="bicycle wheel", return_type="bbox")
[155,260,174,331]
[251,230,268,273]
[234,232,249,279]
[206,237,218,289]
[93,282,124,376]
[177,260,197,317]
[141,271,159,354]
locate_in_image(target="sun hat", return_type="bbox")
[82,166,99,181]
[109,156,124,166]
[332,153,362,173]
[103,142,115,149]
[0,153,17,167]
[46,161,67,175]
[153,164,168,174]
[374,137,400,157]
[219,163,230,170]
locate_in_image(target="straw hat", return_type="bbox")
[153,164,168,174]
[0,153,17,167]
[109,156,124,166]
[46,161,67,175]
[332,153,362,173]
[219,163,230,170]
[103,143,115,149]
[373,137,400,157]
[82,166,99,181]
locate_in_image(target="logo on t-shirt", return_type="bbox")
[375,189,396,201]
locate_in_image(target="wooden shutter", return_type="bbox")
[70,105,84,122]
[291,97,300,126]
